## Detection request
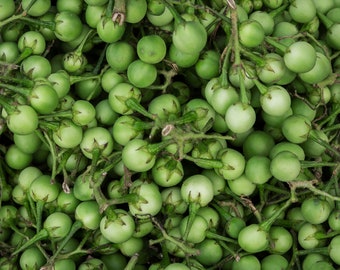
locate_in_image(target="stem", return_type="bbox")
[0,82,31,97]
[268,3,289,18]
[112,0,127,25]
[315,230,340,240]
[69,74,101,85]
[301,161,339,168]
[147,139,176,155]
[124,253,139,270]
[322,123,340,133]
[260,197,293,232]
[125,98,157,120]
[205,230,238,244]
[150,217,200,256]
[245,66,268,95]
[211,202,233,221]
[170,111,198,125]
[47,220,83,264]
[0,95,15,114]
[0,13,25,28]
[75,30,95,55]
[183,154,224,169]
[291,180,340,202]
[162,0,185,24]
[19,16,55,30]
[0,75,33,88]
[218,240,240,262]
[240,48,266,67]
[296,246,329,256]
[12,229,49,256]
[220,41,232,87]
[308,131,340,159]
[230,6,248,104]
[183,202,200,242]
[317,11,334,29]
[35,200,45,233]
[264,36,288,54]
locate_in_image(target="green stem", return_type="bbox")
[93,46,109,75]
[150,218,200,256]
[217,240,240,261]
[12,229,49,256]
[19,16,55,30]
[38,110,73,120]
[291,180,340,202]
[315,230,340,240]
[268,3,289,18]
[41,130,58,181]
[322,123,340,133]
[317,11,334,29]
[0,95,14,114]
[0,75,33,88]
[0,82,31,97]
[230,6,248,104]
[220,41,232,87]
[0,13,26,28]
[301,161,339,168]
[264,182,291,196]
[246,67,268,95]
[124,253,139,270]
[170,111,198,126]
[296,246,329,256]
[318,104,340,128]
[78,30,95,54]
[183,202,200,242]
[240,48,266,67]
[146,139,175,155]
[264,36,288,54]
[205,230,238,244]
[260,197,293,232]
[162,0,185,24]
[35,201,45,233]
[211,202,233,221]
[183,154,224,169]
[308,130,340,159]
[47,220,83,264]
[69,74,101,85]
[125,98,157,120]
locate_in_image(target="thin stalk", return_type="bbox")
[317,11,334,29]
[162,0,185,24]
[35,201,45,233]
[291,180,340,202]
[124,254,139,270]
[296,246,329,256]
[0,82,31,97]
[125,98,157,120]
[0,75,33,88]
[268,3,289,18]
[183,154,224,169]
[260,197,293,232]
[301,161,339,168]
[183,202,201,242]
[47,220,83,264]
[11,229,49,256]
[150,217,200,256]
[220,40,232,87]
[264,36,287,54]
[230,6,249,104]
[205,230,238,244]
[240,47,266,67]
